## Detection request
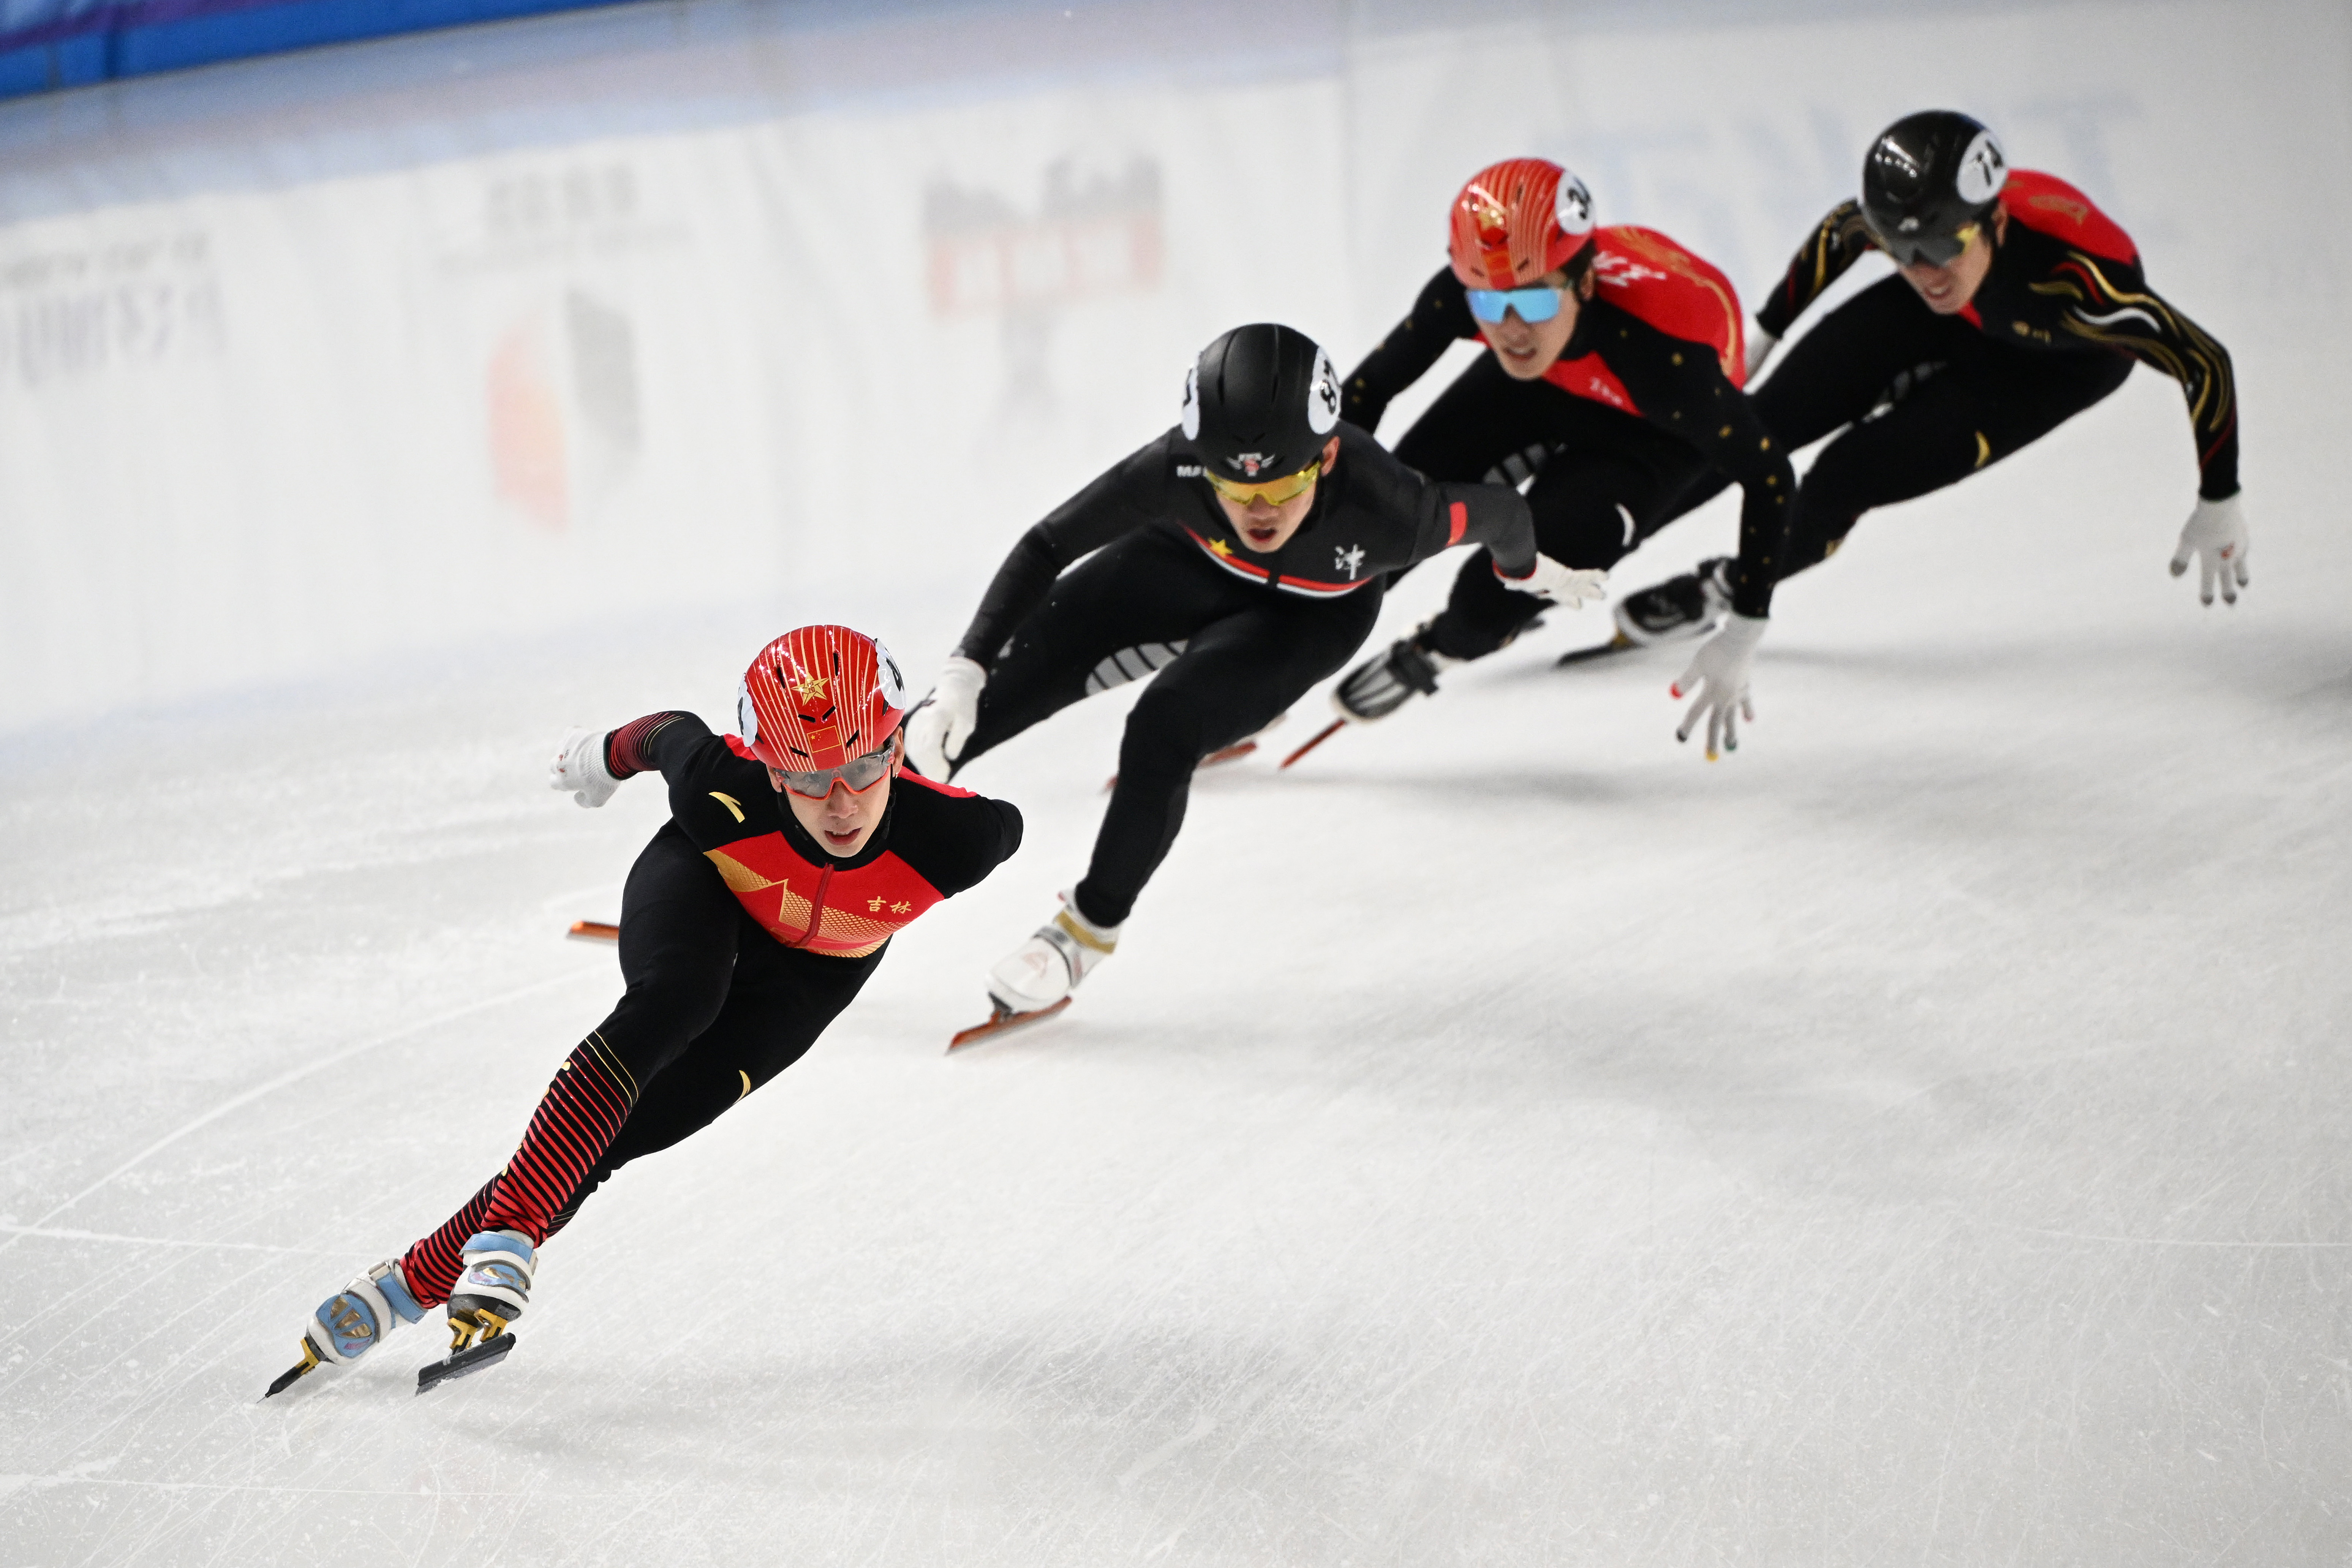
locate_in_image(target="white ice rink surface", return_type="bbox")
[6,0,2352,1563]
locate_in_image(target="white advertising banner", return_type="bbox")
[0,0,2343,732]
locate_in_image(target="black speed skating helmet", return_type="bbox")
[1181,322,1341,481]
[1861,110,2009,267]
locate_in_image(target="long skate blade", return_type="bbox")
[262,1358,316,1400]
[416,1332,516,1395]
[1279,719,1347,770]
[567,920,619,942]
[1105,738,1258,792]
[1555,632,1635,667]
[947,996,1072,1053]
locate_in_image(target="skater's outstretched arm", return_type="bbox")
[1755,200,1878,341]
[951,436,1174,668]
[1606,313,1799,621]
[911,436,1182,779]
[2041,254,2240,502]
[547,711,703,808]
[1341,266,1479,437]
[1427,476,1540,579]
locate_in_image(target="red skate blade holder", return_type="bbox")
[947,997,1072,1052]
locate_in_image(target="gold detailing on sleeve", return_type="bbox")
[709,792,746,823]
[2035,250,2235,466]
[1773,200,1876,327]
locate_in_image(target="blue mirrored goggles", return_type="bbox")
[1465,285,1564,324]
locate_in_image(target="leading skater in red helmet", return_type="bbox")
[1330,158,1798,759]
[266,625,1023,1396]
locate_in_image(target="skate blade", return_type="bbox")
[415,1332,516,1395]
[947,996,1072,1053]
[567,920,619,942]
[1555,632,1635,667]
[262,1351,320,1400]
[1105,738,1259,792]
[1279,718,1347,770]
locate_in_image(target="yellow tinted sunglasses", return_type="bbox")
[1204,461,1322,508]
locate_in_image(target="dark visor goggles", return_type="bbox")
[770,736,896,799]
[1871,218,1981,270]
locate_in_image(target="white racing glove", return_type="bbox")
[905,657,987,781]
[1672,612,1766,761]
[1495,553,1608,608]
[549,727,620,808]
[2169,495,2250,605]
[1743,324,1779,383]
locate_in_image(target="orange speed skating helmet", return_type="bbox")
[737,624,909,772]
[1447,158,1598,290]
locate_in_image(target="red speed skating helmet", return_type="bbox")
[1448,158,1598,290]
[737,624,909,772]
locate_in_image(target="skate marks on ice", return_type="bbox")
[0,967,606,1267]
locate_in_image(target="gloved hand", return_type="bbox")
[2169,495,2249,605]
[1672,612,1766,761]
[1496,553,1609,608]
[905,657,987,780]
[1743,325,1779,383]
[550,727,620,808]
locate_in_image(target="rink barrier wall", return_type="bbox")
[0,0,2340,737]
[0,0,645,98]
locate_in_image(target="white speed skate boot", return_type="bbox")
[414,1229,538,1394]
[949,893,1121,1050]
[264,1258,427,1397]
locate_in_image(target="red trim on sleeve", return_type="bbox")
[1447,501,1468,547]
[895,769,979,801]
[1998,169,2137,265]
[607,711,689,778]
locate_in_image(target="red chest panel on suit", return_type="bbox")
[702,835,946,957]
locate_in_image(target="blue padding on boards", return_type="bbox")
[1,0,641,94]
[0,32,109,92]
[112,0,636,76]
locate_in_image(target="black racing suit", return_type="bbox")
[1344,240,1796,660]
[396,713,1022,1306]
[1658,169,2239,577]
[947,420,1535,926]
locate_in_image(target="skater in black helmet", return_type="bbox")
[1612,109,2246,643]
[1327,157,1799,761]
[903,322,1602,1043]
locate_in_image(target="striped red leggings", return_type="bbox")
[400,822,880,1306]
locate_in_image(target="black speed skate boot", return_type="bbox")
[1613,556,1731,646]
[1333,624,1457,722]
